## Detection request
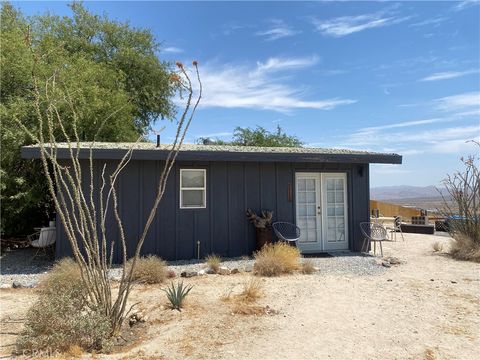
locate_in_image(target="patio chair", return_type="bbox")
[272,222,301,245]
[386,216,405,242]
[28,227,56,259]
[360,222,388,256]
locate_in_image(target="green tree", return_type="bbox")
[0,2,176,236]
[197,125,303,147]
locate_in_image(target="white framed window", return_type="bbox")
[180,169,206,209]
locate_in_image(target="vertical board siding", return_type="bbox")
[209,162,229,257]
[227,162,246,257]
[259,163,277,220]
[244,162,261,254]
[56,159,370,261]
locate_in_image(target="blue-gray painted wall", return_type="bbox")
[55,160,370,261]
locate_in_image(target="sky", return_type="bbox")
[12,0,480,187]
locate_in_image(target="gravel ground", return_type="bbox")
[1,248,385,287]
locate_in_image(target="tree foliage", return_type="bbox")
[197,125,303,147]
[0,2,175,235]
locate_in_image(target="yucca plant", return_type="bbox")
[162,281,193,311]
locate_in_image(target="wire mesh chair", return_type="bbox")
[272,222,301,245]
[360,222,388,256]
[28,227,56,259]
[386,216,405,242]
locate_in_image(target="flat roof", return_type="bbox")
[21,142,402,164]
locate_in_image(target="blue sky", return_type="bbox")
[13,1,480,187]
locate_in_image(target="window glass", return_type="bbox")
[180,169,206,208]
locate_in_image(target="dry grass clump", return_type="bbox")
[231,303,266,316]
[205,254,222,273]
[128,255,167,284]
[237,278,263,302]
[449,234,480,263]
[300,259,316,274]
[253,242,300,276]
[432,241,444,253]
[17,258,112,353]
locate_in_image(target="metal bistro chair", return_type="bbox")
[386,216,405,242]
[272,222,301,246]
[360,222,388,256]
[28,227,56,259]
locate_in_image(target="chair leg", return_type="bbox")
[361,237,367,253]
[380,241,383,257]
[373,240,376,255]
[400,228,405,241]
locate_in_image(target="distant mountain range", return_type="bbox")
[370,185,447,201]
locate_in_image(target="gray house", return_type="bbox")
[22,143,401,261]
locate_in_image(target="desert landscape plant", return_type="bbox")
[12,29,202,349]
[237,278,263,302]
[127,255,167,284]
[439,141,480,262]
[163,281,193,311]
[300,259,316,274]
[432,241,444,253]
[253,242,301,276]
[17,259,112,353]
[205,254,222,273]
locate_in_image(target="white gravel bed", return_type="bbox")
[1,250,386,288]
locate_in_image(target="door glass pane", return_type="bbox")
[297,176,319,245]
[336,191,344,203]
[182,170,205,188]
[298,192,306,203]
[327,191,335,204]
[324,176,346,243]
[299,205,307,216]
[298,179,306,191]
[327,179,335,190]
[307,217,316,229]
[335,179,344,190]
[306,179,315,191]
[306,191,315,203]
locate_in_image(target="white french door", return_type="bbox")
[295,172,348,252]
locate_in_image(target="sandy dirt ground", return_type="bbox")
[1,233,479,360]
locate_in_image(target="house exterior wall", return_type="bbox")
[55,159,370,261]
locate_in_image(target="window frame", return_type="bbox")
[179,168,207,209]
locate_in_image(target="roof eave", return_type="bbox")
[21,146,402,164]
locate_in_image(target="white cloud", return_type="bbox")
[452,0,480,12]
[420,69,479,82]
[255,56,319,73]
[371,164,412,175]
[190,57,356,113]
[360,118,447,132]
[409,17,448,28]
[255,19,301,41]
[434,92,480,112]
[429,139,479,154]
[311,10,412,37]
[195,132,232,138]
[163,47,183,54]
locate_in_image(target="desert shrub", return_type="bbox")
[439,144,480,262]
[128,255,167,284]
[205,254,222,273]
[300,259,316,274]
[253,242,300,276]
[432,241,444,253]
[237,278,263,302]
[163,281,193,310]
[17,259,112,353]
[449,234,480,262]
